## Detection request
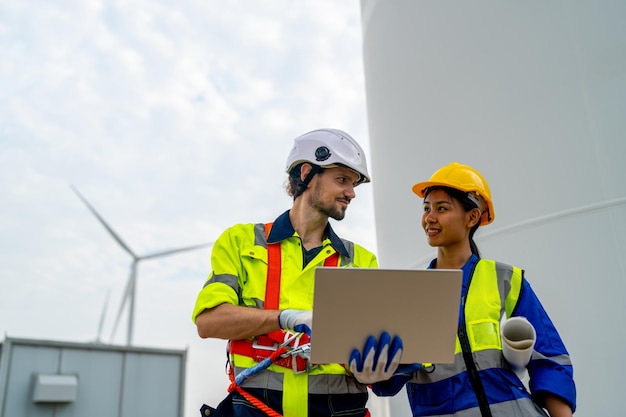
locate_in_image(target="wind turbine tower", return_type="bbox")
[72,185,212,346]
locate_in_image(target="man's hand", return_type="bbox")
[349,331,403,384]
[278,309,312,335]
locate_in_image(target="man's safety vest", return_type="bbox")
[227,222,368,417]
[407,260,549,417]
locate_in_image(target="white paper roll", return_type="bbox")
[501,316,536,370]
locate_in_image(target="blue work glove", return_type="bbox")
[349,331,403,384]
[278,309,312,336]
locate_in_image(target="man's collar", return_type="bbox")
[268,210,349,257]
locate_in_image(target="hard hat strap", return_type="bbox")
[466,192,485,213]
[293,165,321,199]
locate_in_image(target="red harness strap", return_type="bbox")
[229,222,340,372]
[264,222,282,310]
[264,222,339,345]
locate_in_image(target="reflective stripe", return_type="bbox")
[339,239,355,266]
[421,397,548,417]
[498,262,523,316]
[308,372,367,394]
[203,273,238,291]
[235,366,368,395]
[254,222,267,247]
[494,261,512,315]
[530,351,572,366]
[410,349,505,383]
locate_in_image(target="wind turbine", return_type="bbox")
[71,185,212,346]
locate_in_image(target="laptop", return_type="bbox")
[309,268,462,365]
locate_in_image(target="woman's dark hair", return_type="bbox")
[424,186,482,258]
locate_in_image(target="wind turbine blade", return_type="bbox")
[96,289,110,342]
[141,241,214,260]
[126,262,137,346]
[71,185,137,258]
[110,262,135,342]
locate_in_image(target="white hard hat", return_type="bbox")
[285,128,371,185]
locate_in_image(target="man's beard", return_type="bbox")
[310,183,348,221]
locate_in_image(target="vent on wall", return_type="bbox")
[32,374,78,403]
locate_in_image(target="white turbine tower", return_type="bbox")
[72,185,212,346]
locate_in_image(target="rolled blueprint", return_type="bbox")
[501,316,536,370]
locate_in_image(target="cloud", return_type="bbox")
[0,2,376,415]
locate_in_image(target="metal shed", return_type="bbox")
[0,337,186,417]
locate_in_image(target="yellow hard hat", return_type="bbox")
[412,162,495,225]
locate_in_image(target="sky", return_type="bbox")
[0,1,378,415]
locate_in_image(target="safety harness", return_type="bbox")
[224,223,339,416]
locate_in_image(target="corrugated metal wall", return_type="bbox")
[0,337,186,417]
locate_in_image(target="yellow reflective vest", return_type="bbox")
[192,211,378,416]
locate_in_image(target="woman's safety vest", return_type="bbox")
[227,223,368,417]
[408,260,549,417]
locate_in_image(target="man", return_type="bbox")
[192,128,379,417]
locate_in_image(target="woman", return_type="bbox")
[354,162,576,416]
